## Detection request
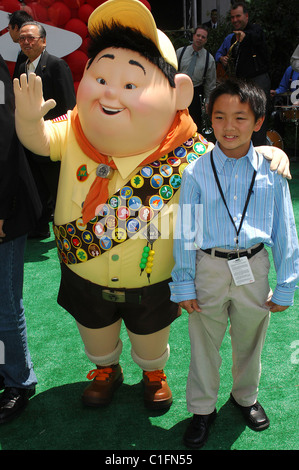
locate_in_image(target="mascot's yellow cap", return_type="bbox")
[87,0,178,70]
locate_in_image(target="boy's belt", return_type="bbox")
[202,243,264,260]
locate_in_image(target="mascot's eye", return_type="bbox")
[125,83,136,89]
[96,78,106,85]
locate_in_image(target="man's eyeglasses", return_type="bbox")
[19,36,42,44]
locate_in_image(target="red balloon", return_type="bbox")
[64,18,88,40]
[25,2,49,22]
[38,0,54,7]
[78,4,94,24]
[140,0,151,10]
[65,49,88,81]
[63,0,85,9]
[79,37,91,55]
[85,0,107,9]
[48,2,71,27]
[0,0,21,13]
[73,80,80,94]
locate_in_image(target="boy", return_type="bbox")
[170,79,299,448]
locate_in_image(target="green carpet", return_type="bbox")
[0,163,298,452]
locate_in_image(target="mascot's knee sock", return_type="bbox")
[85,339,123,367]
[131,345,170,371]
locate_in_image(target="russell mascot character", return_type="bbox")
[13,0,290,410]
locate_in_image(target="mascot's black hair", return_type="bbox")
[87,21,177,87]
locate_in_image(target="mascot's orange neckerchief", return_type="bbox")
[71,105,197,224]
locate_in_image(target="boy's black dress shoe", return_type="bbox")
[183,409,217,449]
[230,393,270,431]
[0,387,35,424]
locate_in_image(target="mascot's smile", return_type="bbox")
[101,104,125,115]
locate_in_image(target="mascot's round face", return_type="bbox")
[76,47,178,157]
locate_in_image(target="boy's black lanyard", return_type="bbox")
[210,150,257,252]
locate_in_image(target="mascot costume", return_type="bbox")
[13,0,290,410]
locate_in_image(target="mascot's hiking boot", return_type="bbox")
[143,370,173,410]
[82,364,124,407]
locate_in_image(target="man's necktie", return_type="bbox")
[187,51,198,79]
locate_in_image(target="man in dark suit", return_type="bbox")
[16,21,76,237]
[0,54,41,423]
[203,9,218,29]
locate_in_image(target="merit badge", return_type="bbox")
[159,185,173,200]
[99,236,112,251]
[82,231,93,244]
[76,164,89,182]
[96,204,110,217]
[67,252,77,264]
[120,186,133,199]
[88,244,101,258]
[149,160,161,167]
[128,196,142,211]
[183,137,194,148]
[76,248,88,262]
[150,174,163,189]
[194,142,207,155]
[160,164,173,178]
[141,166,154,178]
[105,215,117,230]
[63,239,71,251]
[112,228,127,243]
[126,218,140,234]
[167,156,181,167]
[198,134,209,145]
[108,196,121,209]
[71,236,81,248]
[179,162,188,175]
[66,223,75,235]
[169,174,181,189]
[93,222,105,238]
[131,174,144,188]
[149,195,164,211]
[76,218,87,231]
[187,152,199,163]
[174,146,187,159]
[139,206,154,222]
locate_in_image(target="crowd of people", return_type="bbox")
[0,0,298,452]
[177,2,298,148]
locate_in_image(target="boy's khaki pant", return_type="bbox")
[187,247,272,415]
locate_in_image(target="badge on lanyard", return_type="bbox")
[227,257,255,286]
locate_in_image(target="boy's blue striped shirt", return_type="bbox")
[170,142,299,306]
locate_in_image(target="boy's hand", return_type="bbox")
[179,299,201,314]
[265,300,289,312]
[13,73,56,122]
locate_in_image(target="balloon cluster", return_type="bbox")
[1,0,151,89]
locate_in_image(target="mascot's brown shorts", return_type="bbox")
[58,263,180,334]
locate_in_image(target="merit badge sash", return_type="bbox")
[54,133,208,265]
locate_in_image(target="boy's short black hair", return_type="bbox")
[87,21,177,87]
[207,79,266,121]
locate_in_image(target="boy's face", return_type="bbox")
[211,94,264,158]
[76,47,178,157]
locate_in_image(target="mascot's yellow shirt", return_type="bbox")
[46,111,181,289]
